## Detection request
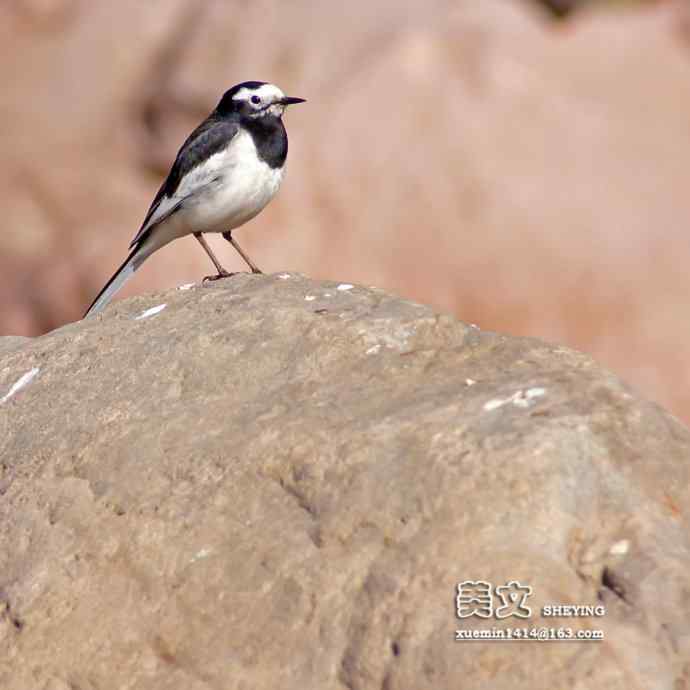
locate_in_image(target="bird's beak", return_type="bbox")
[280,96,306,106]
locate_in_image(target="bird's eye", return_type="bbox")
[251,95,261,105]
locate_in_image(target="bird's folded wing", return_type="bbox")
[129,117,240,249]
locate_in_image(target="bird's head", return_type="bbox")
[217,81,305,120]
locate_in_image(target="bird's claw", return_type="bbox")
[202,270,236,283]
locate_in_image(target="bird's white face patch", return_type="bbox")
[232,83,286,118]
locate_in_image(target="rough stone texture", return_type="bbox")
[0,275,689,689]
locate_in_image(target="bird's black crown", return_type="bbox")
[216,81,268,116]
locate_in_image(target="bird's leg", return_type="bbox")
[194,232,235,282]
[222,231,263,274]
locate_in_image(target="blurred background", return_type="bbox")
[2,0,690,420]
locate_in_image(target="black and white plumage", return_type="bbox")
[84,81,305,317]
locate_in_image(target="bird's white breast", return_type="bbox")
[174,129,284,236]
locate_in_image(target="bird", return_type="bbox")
[84,81,305,317]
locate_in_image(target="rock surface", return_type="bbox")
[0,275,689,690]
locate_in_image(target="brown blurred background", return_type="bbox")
[2,0,690,421]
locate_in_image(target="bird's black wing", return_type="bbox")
[129,116,240,249]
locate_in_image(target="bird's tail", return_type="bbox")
[83,241,154,318]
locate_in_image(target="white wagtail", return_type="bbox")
[84,81,305,317]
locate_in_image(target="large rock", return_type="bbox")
[1,275,689,689]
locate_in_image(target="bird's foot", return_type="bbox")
[202,269,237,283]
